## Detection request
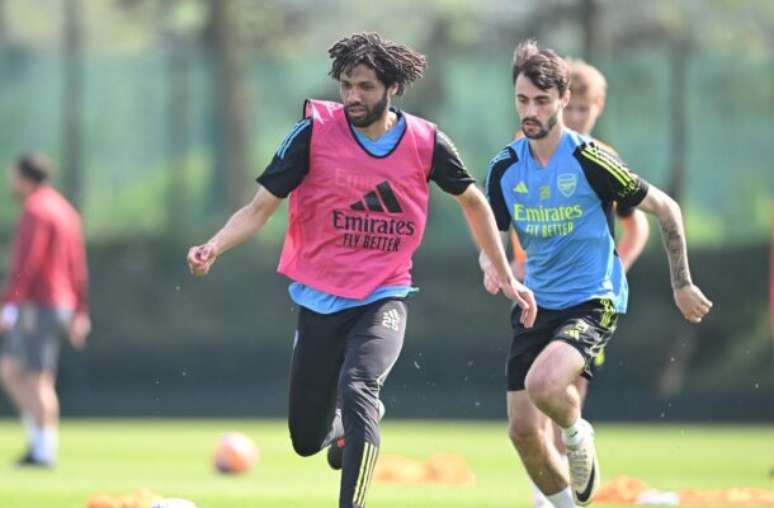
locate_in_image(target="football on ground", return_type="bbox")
[152,499,197,508]
[212,431,258,474]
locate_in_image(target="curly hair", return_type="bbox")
[328,32,426,96]
[512,39,570,96]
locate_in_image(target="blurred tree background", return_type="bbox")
[0,0,771,420]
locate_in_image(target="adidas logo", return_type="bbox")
[514,182,528,194]
[351,181,402,213]
[381,308,401,331]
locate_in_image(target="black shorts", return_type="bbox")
[2,304,72,372]
[507,299,618,391]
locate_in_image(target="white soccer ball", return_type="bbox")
[152,499,197,508]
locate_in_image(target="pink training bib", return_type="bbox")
[277,99,436,299]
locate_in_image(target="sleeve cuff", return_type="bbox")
[256,176,290,199]
[619,179,649,210]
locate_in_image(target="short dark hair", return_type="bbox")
[16,152,53,183]
[512,39,570,96]
[328,32,426,96]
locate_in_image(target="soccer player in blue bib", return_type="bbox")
[480,40,712,508]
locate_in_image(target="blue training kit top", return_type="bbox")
[485,129,649,313]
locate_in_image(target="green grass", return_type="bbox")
[0,419,772,507]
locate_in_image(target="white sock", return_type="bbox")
[31,427,44,459]
[21,413,36,444]
[32,426,57,463]
[546,486,577,508]
[534,455,572,507]
[532,481,550,507]
[560,418,586,447]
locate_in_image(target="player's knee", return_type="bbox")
[288,417,326,457]
[508,418,543,448]
[292,442,319,457]
[524,371,562,406]
[290,434,322,457]
[0,359,21,386]
[0,362,11,385]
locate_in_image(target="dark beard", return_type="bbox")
[522,110,560,139]
[345,91,389,128]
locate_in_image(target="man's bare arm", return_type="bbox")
[187,186,283,277]
[636,186,712,322]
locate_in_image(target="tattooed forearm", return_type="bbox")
[658,216,691,289]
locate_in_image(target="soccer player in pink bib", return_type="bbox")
[188,32,535,508]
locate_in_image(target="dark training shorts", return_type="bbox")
[2,304,72,372]
[507,298,618,391]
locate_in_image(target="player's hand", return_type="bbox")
[479,253,501,295]
[499,276,537,328]
[483,269,501,295]
[479,253,537,327]
[673,284,712,323]
[187,241,218,277]
[68,312,91,350]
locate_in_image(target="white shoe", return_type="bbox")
[563,419,600,506]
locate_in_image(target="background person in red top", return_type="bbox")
[0,152,90,467]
